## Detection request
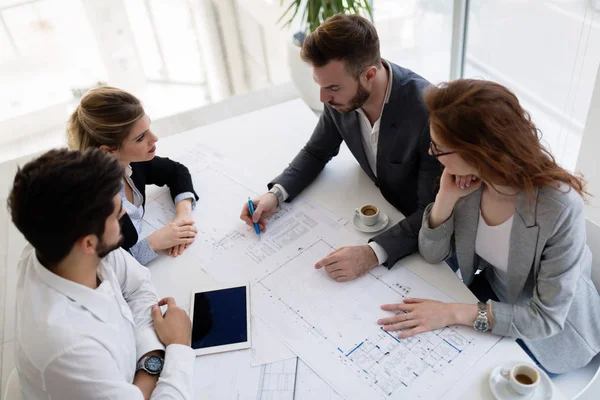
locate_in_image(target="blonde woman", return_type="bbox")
[68,87,198,265]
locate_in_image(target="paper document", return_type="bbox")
[194,350,297,399]
[251,314,296,366]
[259,357,297,400]
[201,200,352,285]
[252,239,502,400]
[294,359,343,400]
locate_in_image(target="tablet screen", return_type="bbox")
[191,286,248,350]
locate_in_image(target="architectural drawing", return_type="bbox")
[252,239,502,400]
[193,350,297,400]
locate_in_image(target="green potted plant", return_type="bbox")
[278,0,373,110]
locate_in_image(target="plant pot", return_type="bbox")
[285,39,322,111]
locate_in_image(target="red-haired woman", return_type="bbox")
[377,79,600,375]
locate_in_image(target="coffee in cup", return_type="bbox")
[500,363,540,396]
[355,205,380,226]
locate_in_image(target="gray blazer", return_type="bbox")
[419,185,600,373]
[269,62,441,266]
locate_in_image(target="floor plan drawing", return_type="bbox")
[193,349,298,400]
[259,358,298,400]
[200,201,356,285]
[252,239,502,399]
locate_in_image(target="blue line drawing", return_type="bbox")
[382,328,400,343]
[443,339,462,353]
[346,341,364,357]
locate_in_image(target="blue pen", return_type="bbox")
[247,197,261,238]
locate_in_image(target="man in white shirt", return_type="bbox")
[8,148,195,399]
[240,14,441,281]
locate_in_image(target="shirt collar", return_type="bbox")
[382,59,393,104]
[125,164,133,178]
[356,60,393,122]
[32,253,111,323]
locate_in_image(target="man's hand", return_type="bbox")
[314,245,379,282]
[240,192,279,232]
[151,297,191,347]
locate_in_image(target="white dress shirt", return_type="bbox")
[275,61,393,265]
[15,245,196,400]
[354,60,393,179]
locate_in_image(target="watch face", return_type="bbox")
[145,356,164,373]
[474,318,489,332]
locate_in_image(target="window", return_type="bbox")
[463,0,600,170]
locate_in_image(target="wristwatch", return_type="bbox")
[136,355,164,375]
[269,186,284,207]
[473,302,490,333]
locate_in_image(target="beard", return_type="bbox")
[96,234,124,258]
[330,81,371,113]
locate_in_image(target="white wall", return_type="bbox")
[576,63,600,224]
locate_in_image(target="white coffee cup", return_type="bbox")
[355,205,380,226]
[500,363,540,396]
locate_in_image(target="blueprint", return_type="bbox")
[252,239,502,400]
[194,350,297,400]
[200,200,353,285]
[294,359,343,400]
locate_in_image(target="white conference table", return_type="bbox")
[145,98,565,400]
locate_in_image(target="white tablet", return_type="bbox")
[189,282,251,356]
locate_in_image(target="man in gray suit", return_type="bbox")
[241,14,441,281]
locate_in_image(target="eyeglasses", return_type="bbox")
[430,141,455,158]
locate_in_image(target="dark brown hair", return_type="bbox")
[8,148,123,267]
[424,79,587,199]
[300,14,381,78]
[67,86,145,151]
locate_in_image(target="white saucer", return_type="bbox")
[352,212,389,233]
[489,361,553,400]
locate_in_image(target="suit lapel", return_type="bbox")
[377,61,408,179]
[506,189,540,303]
[378,102,403,171]
[455,188,482,285]
[341,111,377,182]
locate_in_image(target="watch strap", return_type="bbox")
[269,186,283,206]
[477,301,487,314]
[136,356,147,372]
[136,355,164,375]
[474,301,490,332]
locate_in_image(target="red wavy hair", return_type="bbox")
[424,79,588,200]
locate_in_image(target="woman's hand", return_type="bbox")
[439,169,481,203]
[168,199,195,257]
[147,219,197,254]
[377,298,458,339]
[429,170,482,228]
